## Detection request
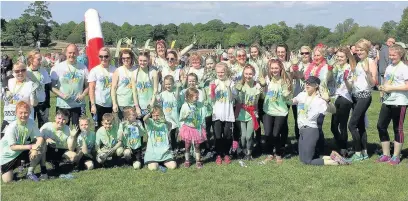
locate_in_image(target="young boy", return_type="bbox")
[66,116,96,170]
[95,113,123,166]
[119,107,145,169]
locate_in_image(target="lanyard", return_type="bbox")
[12,80,26,96]
[304,94,316,112]
[66,62,77,80]
[387,62,402,84]
[16,123,28,144]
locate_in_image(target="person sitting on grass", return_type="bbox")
[1,101,45,183]
[66,116,96,171]
[41,109,78,176]
[143,106,177,171]
[118,107,145,169]
[95,113,124,166]
[292,76,349,166]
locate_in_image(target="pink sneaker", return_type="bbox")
[224,155,231,165]
[184,161,191,168]
[375,155,391,163]
[216,155,222,165]
[388,156,400,165]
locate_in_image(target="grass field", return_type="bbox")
[1,92,408,201]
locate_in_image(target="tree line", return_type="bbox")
[1,1,408,50]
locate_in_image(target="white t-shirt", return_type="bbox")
[162,67,182,82]
[88,65,116,107]
[7,78,37,106]
[383,61,408,106]
[27,67,52,103]
[333,64,352,102]
[50,61,89,108]
[350,59,373,94]
[185,67,204,83]
[294,92,327,128]
[211,79,235,122]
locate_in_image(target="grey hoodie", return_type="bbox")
[378,44,390,75]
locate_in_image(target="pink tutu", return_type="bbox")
[179,124,207,144]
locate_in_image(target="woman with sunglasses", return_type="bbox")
[4,62,38,123]
[153,38,196,73]
[330,47,356,157]
[346,39,378,162]
[161,50,184,84]
[89,47,117,130]
[111,49,137,120]
[26,50,52,128]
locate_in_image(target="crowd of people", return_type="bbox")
[1,36,407,183]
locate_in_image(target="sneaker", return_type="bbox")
[388,156,400,165]
[330,151,350,165]
[347,153,364,162]
[184,161,191,168]
[259,155,274,165]
[26,173,40,182]
[39,173,49,180]
[196,161,203,169]
[276,156,283,164]
[216,155,222,165]
[375,155,391,163]
[362,153,369,160]
[224,155,231,165]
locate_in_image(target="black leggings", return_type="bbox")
[56,107,81,126]
[213,120,233,156]
[204,116,214,150]
[263,114,287,156]
[169,128,178,151]
[348,95,371,152]
[331,96,353,150]
[377,104,407,143]
[292,105,300,140]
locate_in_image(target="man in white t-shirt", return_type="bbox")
[50,44,89,126]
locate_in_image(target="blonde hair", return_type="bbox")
[215,62,231,78]
[79,115,90,123]
[27,50,41,66]
[102,113,114,122]
[240,64,256,85]
[123,106,137,120]
[313,45,327,58]
[99,47,111,57]
[389,44,407,60]
[12,62,26,70]
[355,38,372,70]
[185,87,199,103]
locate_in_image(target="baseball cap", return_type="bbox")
[305,76,320,85]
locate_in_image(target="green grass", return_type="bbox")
[2,92,408,201]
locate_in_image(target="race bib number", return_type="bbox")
[3,104,16,123]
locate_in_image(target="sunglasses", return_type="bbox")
[99,55,109,59]
[167,58,175,62]
[14,69,27,74]
[122,57,131,60]
[300,52,310,55]
[237,54,246,58]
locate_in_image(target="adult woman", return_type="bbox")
[376,44,408,165]
[346,39,378,161]
[161,50,184,84]
[26,50,52,128]
[248,43,268,77]
[132,51,159,118]
[89,47,117,130]
[152,38,196,72]
[330,47,356,157]
[111,49,137,120]
[1,101,45,182]
[4,62,37,123]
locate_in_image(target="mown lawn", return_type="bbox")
[1,92,408,201]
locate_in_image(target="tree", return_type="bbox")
[228,31,250,47]
[261,24,286,46]
[381,20,398,37]
[3,18,31,47]
[165,23,178,35]
[22,1,53,46]
[66,32,82,44]
[335,18,358,36]
[152,24,167,41]
[205,19,224,32]
[396,7,408,42]
[346,26,386,45]
[248,26,263,45]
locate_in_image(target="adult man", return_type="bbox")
[378,37,396,85]
[50,44,89,126]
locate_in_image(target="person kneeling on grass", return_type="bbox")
[143,106,177,171]
[1,101,46,182]
[66,116,96,171]
[118,107,146,169]
[292,76,349,166]
[41,109,78,176]
[95,113,124,166]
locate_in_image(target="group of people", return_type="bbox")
[1,36,407,183]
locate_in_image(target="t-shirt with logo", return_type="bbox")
[133,67,155,110]
[40,122,70,149]
[144,119,173,163]
[333,63,352,102]
[115,66,137,107]
[77,131,96,155]
[236,82,262,121]
[293,92,328,128]
[157,90,182,129]
[211,79,235,122]
[383,61,408,106]
[88,65,116,107]
[27,67,51,103]
[263,77,291,117]
[119,121,145,150]
[95,125,121,153]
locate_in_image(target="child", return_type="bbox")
[234,64,262,160]
[179,88,207,168]
[260,59,292,164]
[95,113,124,166]
[180,73,205,106]
[143,106,177,171]
[377,44,408,165]
[156,75,182,153]
[211,62,235,165]
[119,107,145,169]
[1,101,45,183]
[66,116,96,171]
[41,109,78,175]
[292,76,347,166]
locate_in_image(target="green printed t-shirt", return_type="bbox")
[95,126,120,150]
[263,79,290,117]
[41,122,70,149]
[134,68,154,110]
[236,83,261,121]
[157,90,181,129]
[179,102,206,129]
[119,121,144,150]
[77,131,96,151]
[144,119,173,163]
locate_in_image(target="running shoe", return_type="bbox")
[216,155,222,165]
[39,173,49,180]
[346,153,365,162]
[276,156,283,164]
[184,161,191,168]
[224,155,231,164]
[375,155,391,163]
[330,151,350,165]
[258,155,274,165]
[388,156,400,165]
[26,173,40,182]
[196,161,203,169]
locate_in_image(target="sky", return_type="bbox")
[1,1,408,30]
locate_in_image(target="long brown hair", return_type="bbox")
[267,59,292,92]
[240,64,256,85]
[336,46,356,71]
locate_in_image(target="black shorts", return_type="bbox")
[46,145,68,163]
[1,151,29,173]
[126,148,142,162]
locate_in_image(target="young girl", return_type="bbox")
[95,113,124,165]
[330,47,355,157]
[234,64,262,160]
[132,51,159,118]
[260,59,292,164]
[156,75,182,153]
[66,116,96,171]
[180,73,205,106]
[347,39,378,161]
[111,49,137,120]
[184,53,205,83]
[119,107,145,169]
[211,62,235,165]
[143,106,177,171]
[89,47,117,130]
[1,101,45,183]
[377,44,408,165]
[179,88,207,168]
[292,76,348,166]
